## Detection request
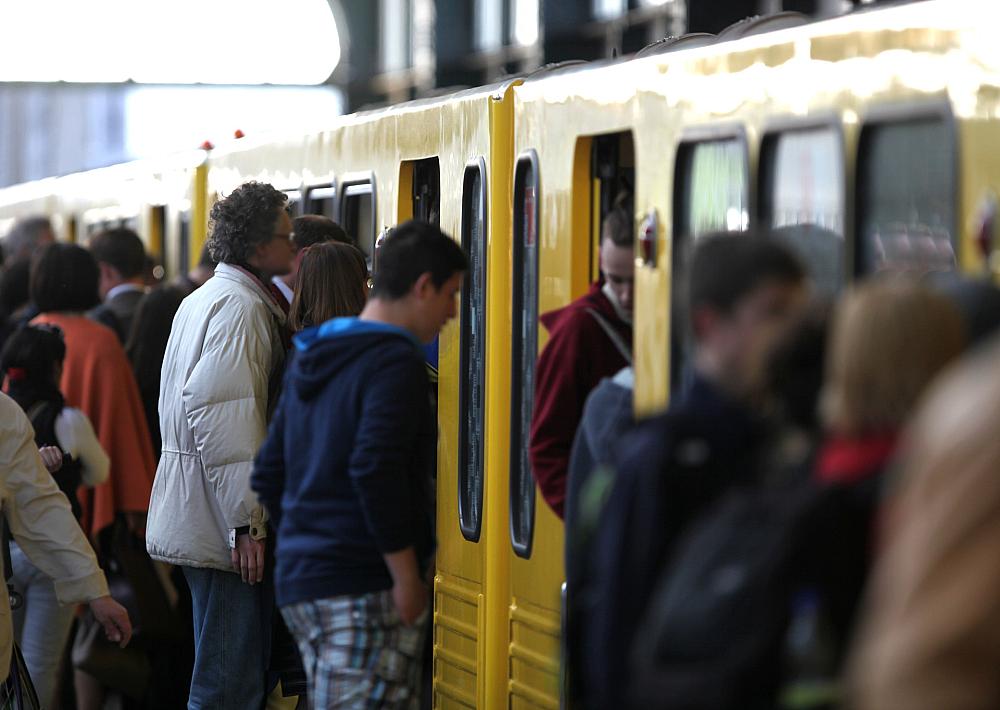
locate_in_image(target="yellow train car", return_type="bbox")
[2,2,1000,707]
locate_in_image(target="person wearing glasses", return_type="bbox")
[146,182,295,709]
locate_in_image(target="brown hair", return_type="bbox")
[289,242,368,331]
[822,278,965,436]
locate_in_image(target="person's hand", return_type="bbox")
[231,534,265,585]
[89,595,132,648]
[392,577,429,627]
[38,446,63,473]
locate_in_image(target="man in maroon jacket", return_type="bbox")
[529,206,634,519]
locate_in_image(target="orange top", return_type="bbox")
[32,313,155,538]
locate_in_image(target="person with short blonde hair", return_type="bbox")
[288,242,368,332]
[821,279,966,438]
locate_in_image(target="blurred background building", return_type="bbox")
[0,0,876,188]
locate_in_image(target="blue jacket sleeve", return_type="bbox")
[251,392,288,530]
[348,348,427,553]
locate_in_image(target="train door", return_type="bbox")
[507,150,563,709]
[433,157,491,709]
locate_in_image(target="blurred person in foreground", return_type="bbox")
[0,391,131,684]
[1,324,110,707]
[146,182,293,709]
[847,331,1000,710]
[580,232,807,708]
[252,220,466,708]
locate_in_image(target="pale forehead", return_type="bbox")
[601,239,634,273]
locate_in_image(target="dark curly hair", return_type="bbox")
[207,182,288,265]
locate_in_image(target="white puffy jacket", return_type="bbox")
[146,264,286,571]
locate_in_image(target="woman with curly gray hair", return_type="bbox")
[146,181,294,709]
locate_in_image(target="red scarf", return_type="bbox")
[815,432,899,486]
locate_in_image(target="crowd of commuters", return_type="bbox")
[4,175,1000,710]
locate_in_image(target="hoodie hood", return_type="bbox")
[290,317,420,399]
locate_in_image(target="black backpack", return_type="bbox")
[627,472,828,710]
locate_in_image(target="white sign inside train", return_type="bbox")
[0,0,342,85]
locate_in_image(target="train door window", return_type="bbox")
[339,178,377,269]
[857,116,956,275]
[761,126,845,295]
[510,151,539,559]
[412,157,440,225]
[305,184,336,218]
[590,132,635,282]
[459,159,488,542]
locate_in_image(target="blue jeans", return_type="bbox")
[183,566,269,710]
[10,542,76,709]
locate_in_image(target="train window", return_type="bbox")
[510,151,539,559]
[761,126,845,295]
[412,157,441,225]
[857,117,956,275]
[339,178,377,270]
[284,190,303,218]
[674,137,749,241]
[305,184,336,218]
[671,135,748,389]
[459,159,488,542]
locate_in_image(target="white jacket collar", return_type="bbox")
[214,263,287,324]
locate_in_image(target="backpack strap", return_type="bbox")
[585,308,632,366]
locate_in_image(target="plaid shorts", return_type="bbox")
[281,590,427,710]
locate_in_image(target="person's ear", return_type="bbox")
[413,272,435,299]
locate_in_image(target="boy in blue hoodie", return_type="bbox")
[252,220,467,708]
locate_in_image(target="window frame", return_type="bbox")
[305,183,337,218]
[509,149,540,560]
[458,157,489,543]
[337,173,378,268]
[854,101,958,277]
[758,117,847,293]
